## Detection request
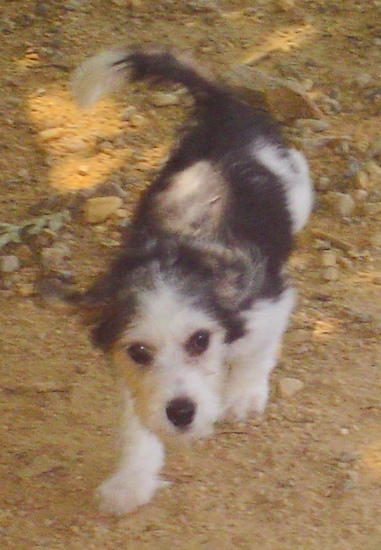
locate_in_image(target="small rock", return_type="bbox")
[1,255,20,273]
[17,283,36,297]
[354,73,372,89]
[335,193,356,217]
[369,136,381,158]
[129,114,146,128]
[316,176,330,191]
[77,164,90,176]
[63,137,86,153]
[17,168,30,181]
[275,0,296,10]
[41,244,71,269]
[295,118,331,132]
[96,182,127,198]
[364,202,381,216]
[278,377,304,398]
[365,160,381,186]
[321,250,337,267]
[84,196,123,224]
[320,96,341,114]
[351,189,368,203]
[370,232,381,247]
[323,266,339,281]
[39,127,65,141]
[151,92,180,107]
[120,105,137,121]
[372,276,381,286]
[115,208,128,218]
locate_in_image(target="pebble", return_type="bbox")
[275,0,296,10]
[63,137,86,153]
[77,164,90,176]
[316,176,330,191]
[278,377,304,398]
[1,255,20,273]
[95,182,127,198]
[365,160,381,185]
[320,250,337,267]
[129,114,146,128]
[335,193,356,217]
[151,92,180,107]
[355,171,368,189]
[295,118,331,132]
[370,232,381,247]
[41,244,71,269]
[352,189,368,203]
[84,196,123,224]
[39,127,65,141]
[120,105,137,121]
[354,73,372,89]
[322,266,339,281]
[369,136,381,157]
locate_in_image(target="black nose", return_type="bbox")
[166,397,196,429]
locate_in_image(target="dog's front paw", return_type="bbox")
[224,384,268,422]
[97,471,161,515]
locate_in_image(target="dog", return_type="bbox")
[71,45,313,514]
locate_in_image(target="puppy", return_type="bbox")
[71,45,313,514]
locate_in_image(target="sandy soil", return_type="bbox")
[1,1,380,549]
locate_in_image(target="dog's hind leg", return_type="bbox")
[97,389,165,515]
[224,287,296,421]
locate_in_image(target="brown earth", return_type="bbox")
[1,1,381,549]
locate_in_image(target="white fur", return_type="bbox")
[72,50,131,108]
[98,284,296,514]
[253,141,313,233]
[125,282,226,438]
[98,400,165,515]
[224,287,296,420]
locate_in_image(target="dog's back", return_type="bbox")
[73,46,310,265]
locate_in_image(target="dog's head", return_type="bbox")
[72,233,265,437]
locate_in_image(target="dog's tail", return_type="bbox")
[72,45,221,108]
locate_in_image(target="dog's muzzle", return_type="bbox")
[166,397,196,430]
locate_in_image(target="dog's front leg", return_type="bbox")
[97,390,165,515]
[224,288,296,421]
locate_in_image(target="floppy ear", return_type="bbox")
[193,241,265,311]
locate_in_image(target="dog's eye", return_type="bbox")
[185,330,211,357]
[127,343,153,366]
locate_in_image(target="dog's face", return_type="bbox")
[77,235,266,438]
[111,282,227,438]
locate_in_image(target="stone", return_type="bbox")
[120,105,137,121]
[278,377,304,398]
[77,164,90,176]
[321,250,337,267]
[370,232,381,247]
[1,255,20,273]
[129,114,146,128]
[275,0,296,11]
[39,127,65,141]
[335,193,356,217]
[41,244,71,269]
[295,118,331,132]
[84,196,123,224]
[316,176,330,191]
[151,92,180,107]
[323,266,339,281]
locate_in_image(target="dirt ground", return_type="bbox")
[1,1,381,549]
